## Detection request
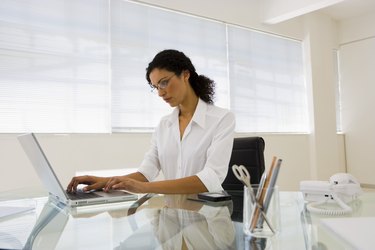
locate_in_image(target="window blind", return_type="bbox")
[110,0,228,130]
[0,0,309,133]
[0,0,110,133]
[227,26,308,133]
[333,49,342,132]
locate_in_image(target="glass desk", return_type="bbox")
[0,189,374,250]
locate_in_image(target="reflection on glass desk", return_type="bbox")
[1,189,375,250]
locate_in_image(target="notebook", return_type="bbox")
[18,133,138,207]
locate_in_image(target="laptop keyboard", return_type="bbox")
[67,191,102,200]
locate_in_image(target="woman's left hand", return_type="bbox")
[104,176,147,193]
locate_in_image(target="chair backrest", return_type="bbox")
[222,137,265,191]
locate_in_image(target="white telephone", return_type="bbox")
[300,173,363,215]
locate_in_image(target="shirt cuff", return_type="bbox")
[196,168,224,193]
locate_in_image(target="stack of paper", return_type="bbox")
[0,206,35,249]
[0,206,34,220]
[320,217,375,250]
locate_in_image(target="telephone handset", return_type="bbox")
[300,173,363,215]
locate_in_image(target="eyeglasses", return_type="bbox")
[150,74,175,92]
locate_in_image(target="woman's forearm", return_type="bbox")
[106,172,208,194]
[123,171,149,182]
[144,175,208,194]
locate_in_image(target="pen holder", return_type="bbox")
[243,185,280,238]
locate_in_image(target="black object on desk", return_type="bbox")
[198,191,232,202]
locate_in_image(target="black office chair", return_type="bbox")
[222,137,266,221]
[222,137,265,190]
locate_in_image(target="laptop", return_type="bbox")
[18,133,138,207]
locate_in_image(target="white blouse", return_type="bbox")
[138,99,235,192]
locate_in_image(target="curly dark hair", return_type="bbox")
[146,49,215,104]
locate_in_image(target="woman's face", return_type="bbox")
[149,68,190,107]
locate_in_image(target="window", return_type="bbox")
[0,0,110,133]
[0,0,309,133]
[333,49,342,133]
[227,26,308,132]
[110,0,228,130]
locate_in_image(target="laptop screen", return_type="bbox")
[18,133,68,202]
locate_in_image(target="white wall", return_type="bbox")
[302,12,341,179]
[0,0,354,193]
[338,13,375,186]
[0,133,346,193]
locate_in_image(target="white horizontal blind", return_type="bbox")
[0,0,309,133]
[110,0,228,130]
[0,0,110,133]
[228,26,308,132]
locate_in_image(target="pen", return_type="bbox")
[256,158,282,228]
[256,171,267,200]
[250,156,277,232]
[263,159,282,212]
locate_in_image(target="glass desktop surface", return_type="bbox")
[1,189,374,250]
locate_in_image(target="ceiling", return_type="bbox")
[321,0,375,20]
[261,0,375,24]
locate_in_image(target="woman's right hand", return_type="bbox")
[66,175,110,193]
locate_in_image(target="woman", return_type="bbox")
[67,49,235,194]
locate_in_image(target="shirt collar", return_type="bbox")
[166,98,207,129]
[191,98,207,129]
